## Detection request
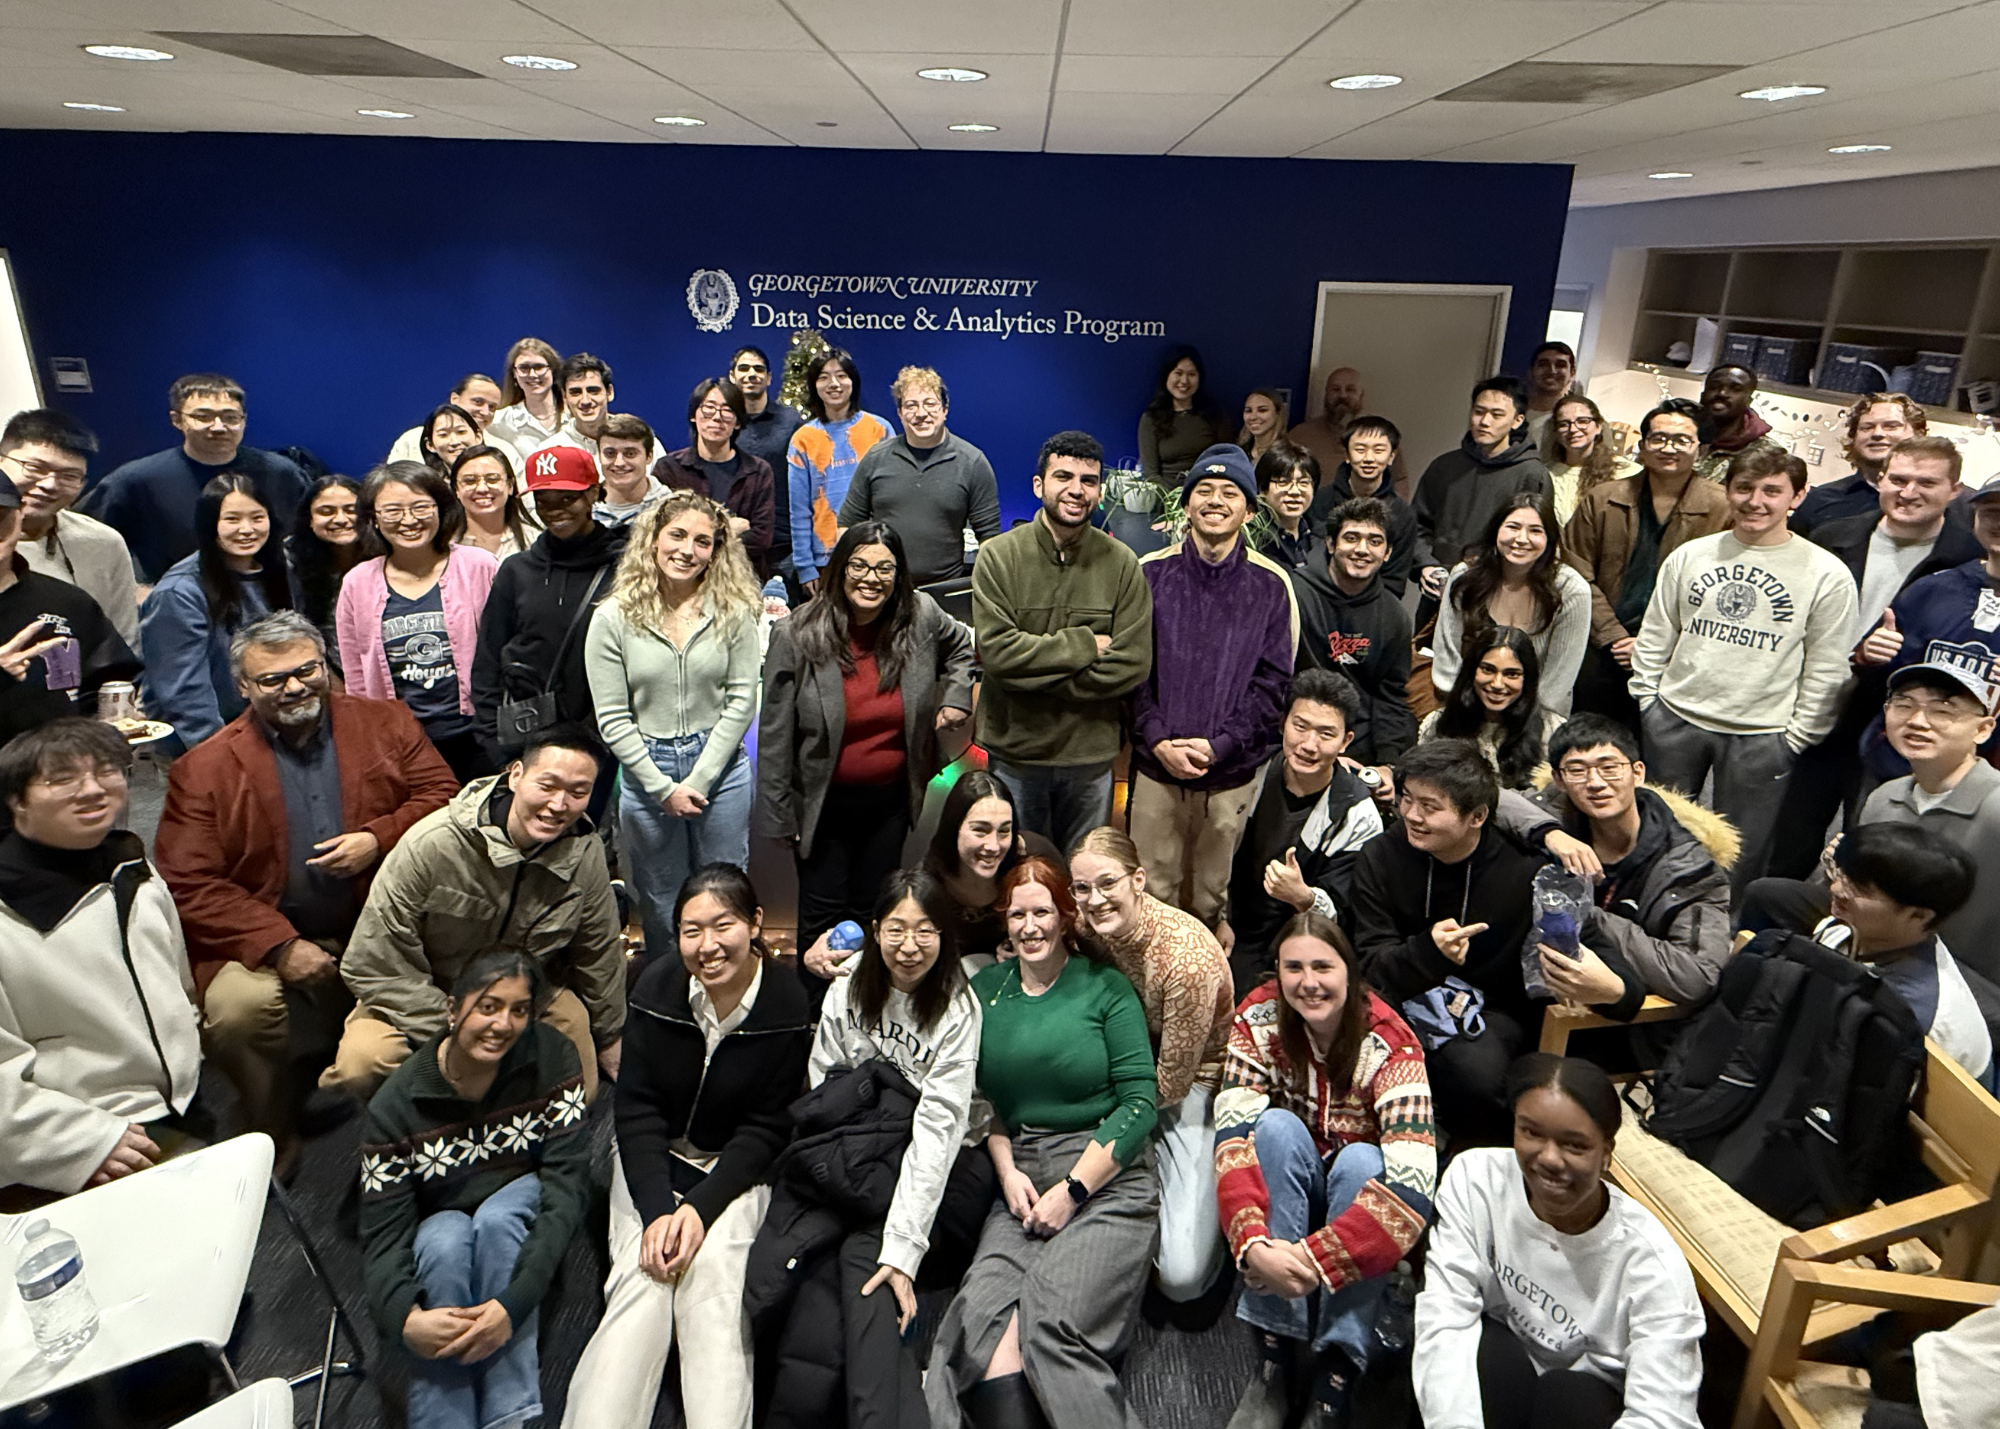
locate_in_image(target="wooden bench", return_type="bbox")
[1539,1003,2000,1429]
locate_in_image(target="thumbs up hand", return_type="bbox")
[1263,846,1315,912]
[1857,607,1903,666]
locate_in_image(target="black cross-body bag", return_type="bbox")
[496,568,608,743]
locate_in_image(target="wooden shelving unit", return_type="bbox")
[1627,241,2000,415]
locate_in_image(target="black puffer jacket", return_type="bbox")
[745,1059,920,1321]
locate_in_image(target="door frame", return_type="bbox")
[1305,280,1512,416]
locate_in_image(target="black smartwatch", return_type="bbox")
[1064,1175,1091,1206]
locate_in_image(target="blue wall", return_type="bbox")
[0,131,1571,521]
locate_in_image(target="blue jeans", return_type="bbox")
[618,732,753,958]
[987,758,1114,856]
[1235,1110,1389,1367]
[408,1173,543,1429]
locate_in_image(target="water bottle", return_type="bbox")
[827,920,866,953]
[15,1219,99,1361]
[1374,1259,1416,1355]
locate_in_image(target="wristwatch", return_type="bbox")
[1064,1175,1091,1206]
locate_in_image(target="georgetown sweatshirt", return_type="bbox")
[1628,531,1859,750]
[808,974,983,1278]
[1414,1148,1704,1429]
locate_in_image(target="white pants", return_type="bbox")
[560,1151,769,1429]
[1154,1082,1224,1301]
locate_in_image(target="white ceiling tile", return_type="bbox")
[1057,54,1274,95]
[789,0,1064,54]
[1061,0,1337,58]
[1542,0,1963,65]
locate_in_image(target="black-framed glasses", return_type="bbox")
[1557,756,1632,783]
[846,558,898,581]
[248,659,325,692]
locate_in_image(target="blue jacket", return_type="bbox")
[1862,559,2000,779]
[139,554,271,751]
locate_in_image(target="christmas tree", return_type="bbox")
[779,328,830,412]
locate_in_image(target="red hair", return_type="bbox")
[994,855,1077,926]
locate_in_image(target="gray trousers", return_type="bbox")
[924,1129,1160,1429]
[1640,701,1798,899]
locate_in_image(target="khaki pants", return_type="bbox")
[320,987,599,1103]
[1129,768,1265,926]
[202,960,353,1141]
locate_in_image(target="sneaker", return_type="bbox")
[1224,1354,1291,1429]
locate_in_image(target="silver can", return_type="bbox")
[96,682,139,722]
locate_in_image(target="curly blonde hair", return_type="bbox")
[606,490,762,640]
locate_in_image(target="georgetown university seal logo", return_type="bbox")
[686,269,739,332]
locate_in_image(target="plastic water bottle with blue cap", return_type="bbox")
[14,1218,99,1361]
[827,921,866,953]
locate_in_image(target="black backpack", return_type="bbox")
[1642,929,1926,1228]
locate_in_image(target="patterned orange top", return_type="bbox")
[1090,892,1234,1105]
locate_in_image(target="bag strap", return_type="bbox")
[110,861,175,1092]
[535,566,609,698]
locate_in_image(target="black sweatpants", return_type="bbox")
[1428,1009,1533,1149]
[1477,1318,1623,1429]
[796,780,912,952]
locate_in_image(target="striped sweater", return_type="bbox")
[787,410,895,579]
[1213,985,1436,1289]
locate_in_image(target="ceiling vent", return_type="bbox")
[152,32,480,79]
[1437,61,1738,104]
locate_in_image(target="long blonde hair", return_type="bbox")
[606,490,762,640]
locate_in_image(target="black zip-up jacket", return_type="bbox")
[1291,552,1417,766]
[470,521,626,763]
[1410,432,1552,570]
[616,953,814,1227]
[1809,510,1983,628]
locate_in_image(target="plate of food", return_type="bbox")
[109,717,173,745]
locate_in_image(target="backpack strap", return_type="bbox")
[110,860,176,1093]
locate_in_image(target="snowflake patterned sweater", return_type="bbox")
[358,1022,592,1338]
[1213,985,1436,1289]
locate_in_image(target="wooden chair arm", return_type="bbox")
[1537,994,1685,1055]
[1779,1182,1990,1264]
[1734,1258,2000,1429]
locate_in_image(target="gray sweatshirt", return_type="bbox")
[1862,761,2000,986]
[584,599,760,802]
[1629,531,1858,750]
[808,973,981,1278]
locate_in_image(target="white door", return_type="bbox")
[1306,282,1512,481]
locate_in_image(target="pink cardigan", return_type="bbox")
[334,548,498,716]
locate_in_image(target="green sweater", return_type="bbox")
[358,1022,592,1337]
[971,955,1157,1164]
[971,515,1154,766]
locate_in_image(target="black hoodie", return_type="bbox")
[1291,549,1417,765]
[1410,432,1552,570]
[1310,463,1430,599]
[470,521,627,762]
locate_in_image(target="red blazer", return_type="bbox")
[156,693,459,994]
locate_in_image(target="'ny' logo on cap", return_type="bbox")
[535,452,558,476]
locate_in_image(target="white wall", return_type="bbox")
[0,252,39,428]
[1559,164,2000,380]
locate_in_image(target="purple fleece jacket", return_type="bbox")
[1131,535,1297,791]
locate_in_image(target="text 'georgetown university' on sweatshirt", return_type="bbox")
[1628,530,1859,749]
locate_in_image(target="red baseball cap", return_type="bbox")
[524,444,598,492]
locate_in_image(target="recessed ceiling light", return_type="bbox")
[502,54,576,71]
[358,109,414,119]
[1649,171,1694,180]
[653,115,705,127]
[918,67,987,83]
[1739,84,1826,102]
[82,44,173,62]
[1829,143,1891,154]
[1329,73,1403,90]
[948,122,998,133]
[63,102,126,112]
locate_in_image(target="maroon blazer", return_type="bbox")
[652,445,777,577]
[156,693,459,994]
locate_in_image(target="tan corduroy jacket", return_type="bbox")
[1561,473,1733,648]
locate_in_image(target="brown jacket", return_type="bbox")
[1561,473,1732,648]
[156,694,459,994]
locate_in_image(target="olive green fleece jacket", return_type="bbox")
[339,777,627,1048]
[971,514,1154,767]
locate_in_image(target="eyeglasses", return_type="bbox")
[374,503,438,525]
[1885,693,1986,722]
[1553,416,1599,431]
[1,455,86,488]
[846,558,898,581]
[1557,756,1633,783]
[457,471,510,489]
[1265,475,1315,492]
[1642,432,1698,451]
[880,923,941,948]
[515,362,551,378]
[247,659,324,692]
[31,762,129,798]
[898,398,944,415]
[695,403,735,422]
[1069,871,1133,902]
[183,409,246,428]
